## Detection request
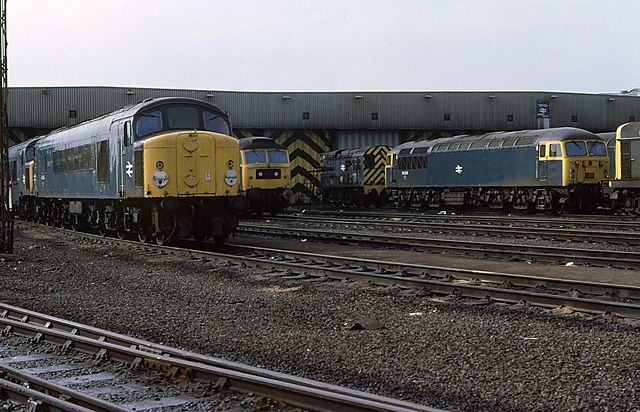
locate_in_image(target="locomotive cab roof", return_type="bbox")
[323,145,386,159]
[239,136,285,151]
[36,97,231,150]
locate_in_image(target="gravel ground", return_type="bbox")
[1,222,640,411]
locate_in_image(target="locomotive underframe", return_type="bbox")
[321,186,386,208]
[15,195,240,245]
[608,187,640,215]
[245,187,291,216]
[387,185,601,212]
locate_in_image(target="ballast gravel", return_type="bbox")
[1,222,639,411]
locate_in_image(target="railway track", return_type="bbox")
[0,302,437,412]
[262,214,640,246]
[61,229,640,319]
[236,224,640,268]
[294,209,640,232]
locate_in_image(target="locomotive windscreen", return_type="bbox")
[135,104,231,139]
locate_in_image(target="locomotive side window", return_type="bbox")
[136,110,163,138]
[53,144,95,173]
[96,140,110,182]
[203,111,231,135]
[166,106,199,129]
[548,144,561,157]
[564,141,586,157]
[538,144,546,158]
[587,141,606,156]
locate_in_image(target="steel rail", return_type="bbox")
[226,244,640,300]
[296,209,640,231]
[61,231,640,318]
[0,303,438,412]
[0,376,97,412]
[0,363,127,412]
[236,224,640,268]
[263,215,640,245]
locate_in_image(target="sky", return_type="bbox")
[8,0,640,93]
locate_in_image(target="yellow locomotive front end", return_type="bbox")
[117,98,245,245]
[559,140,608,186]
[142,131,240,198]
[239,137,292,215]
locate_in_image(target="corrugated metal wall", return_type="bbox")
[8,87,640,132]
[334,130,401,150]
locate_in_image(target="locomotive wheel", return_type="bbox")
[116,224,126,240]
[70,215,79,231]
[137,227,149,243]
[98,225,107,237]
[153,230,173,246]
[193,230,206,244]
[213,234,227,246]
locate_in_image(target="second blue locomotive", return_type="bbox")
[385,128,608,211]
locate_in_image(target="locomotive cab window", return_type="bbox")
[548,144,561,157]
[136,110,163,138]
[166,107,199,129]
[564,141,586,157]
[268,150,288,164]
[123,121,132,147]
[203,111,231,135]
[10,161,16,182]
[244,150,267,164]
[587,141,606,156]
[538,144,546,158]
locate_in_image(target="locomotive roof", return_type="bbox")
[239,137,285,150]
[391,127,602,155]
[36,97,228,149]
[323,145,388,159]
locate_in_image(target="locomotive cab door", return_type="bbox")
[537,143,547,181]
[117,120,135,197]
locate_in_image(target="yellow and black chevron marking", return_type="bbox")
[363,145,390,187]
[234,129,331,204]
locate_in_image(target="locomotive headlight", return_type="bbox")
[153,170,169,188]
[225,169,238,186]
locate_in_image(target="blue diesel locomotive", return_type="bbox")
[9,97,243,244]
[385,128,608,211]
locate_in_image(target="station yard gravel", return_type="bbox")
[1,222,639,411]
